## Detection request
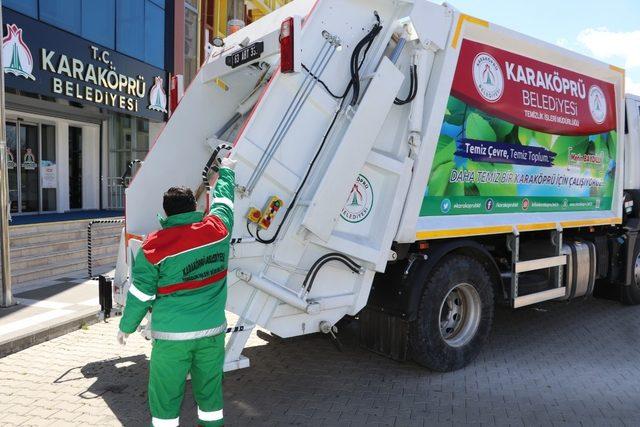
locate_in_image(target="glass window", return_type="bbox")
[4,0,37,18]
[109,114,150,178]
[116,0,145,59]
[81,0,115,48]
[184,1,199,86]
[144,0,165,68]
[40,0,82,34]
[134,118,149,154]
[149,0,165,8]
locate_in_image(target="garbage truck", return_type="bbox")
[111,0,638,372]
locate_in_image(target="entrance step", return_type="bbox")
[2,217,123,289]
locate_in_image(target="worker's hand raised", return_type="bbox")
[221,157,237,170]
[117,330,129,346]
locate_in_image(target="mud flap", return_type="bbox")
[359,306,409,362]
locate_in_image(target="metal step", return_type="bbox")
[515,255,566,273]
[513,287,567,308]
[510,227,565,308]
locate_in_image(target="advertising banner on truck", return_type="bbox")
[422,39,617,216]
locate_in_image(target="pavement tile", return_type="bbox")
[0,300,640,425]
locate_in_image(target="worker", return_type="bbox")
[116,157,236,427]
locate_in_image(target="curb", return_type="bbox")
[0,310,101,358]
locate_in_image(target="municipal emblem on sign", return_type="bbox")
[22,148,36,170]
[148,76,167,113]
[341,174,374,223]
[6,148,15,170]
[588,85,607,124]
[522,198,530,211]
[2,23,35,80]
[472,52,504,102]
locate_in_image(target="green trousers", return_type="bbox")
[149,333,225,427]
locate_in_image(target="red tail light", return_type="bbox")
[279,16,301,73]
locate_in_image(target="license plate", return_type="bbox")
[225,42,264,69]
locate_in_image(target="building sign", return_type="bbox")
[1,9,167,121]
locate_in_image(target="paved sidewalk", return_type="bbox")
[2,298,640,426]
[0,270,111,357]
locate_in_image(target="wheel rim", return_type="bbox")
[438,283,482,347]
[634,252,640,286]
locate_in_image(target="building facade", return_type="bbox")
[176,0,291,86]
[2,0,172,214]
[0,0,291,216]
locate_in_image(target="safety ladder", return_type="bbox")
[509,226,567,308]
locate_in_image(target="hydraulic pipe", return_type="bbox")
[235,269,318,314]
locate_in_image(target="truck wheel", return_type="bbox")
[409,255,494,371]
[622,240,640,305]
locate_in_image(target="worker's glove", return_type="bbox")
[221,157,237,170]
[117,330,129,346]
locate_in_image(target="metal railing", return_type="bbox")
[87,218,125,278]
[106,177,130,210]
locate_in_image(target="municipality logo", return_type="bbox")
[472,52,503,102]
[2,23,35,81]
[340,174,374,223]
[148,76,167,113]
[588,85,606,124]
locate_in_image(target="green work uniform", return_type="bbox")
[120,167,235,427]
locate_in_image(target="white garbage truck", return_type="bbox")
[111,0,640,372]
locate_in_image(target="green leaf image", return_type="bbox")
[552,135,589,167]
[447,180,465,196]
[518,127,533,145]
[608,130,617,159]
[428,161,455,197]
[464,182,480,196]
[465,112,496,141]
[432,135,456,170]
[466,161,516,196]
[488,117,514,141]
[518,127,552,148]
[445,97,466,126]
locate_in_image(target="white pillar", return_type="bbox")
[82,125,100,210]
[56,122,69,212]
[101,119,109,210]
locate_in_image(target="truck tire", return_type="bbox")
[622,239,640,305]
[409,254,494,371]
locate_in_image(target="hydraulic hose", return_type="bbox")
[394,64,418,105]
[202,143,233,192]
[303,253,362,293]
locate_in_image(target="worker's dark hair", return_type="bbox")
[163,187,196,216]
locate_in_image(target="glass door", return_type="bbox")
[6,123,18,213]
[68,126,83,210]
[20,124,39,213]
[6,121,41,214]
